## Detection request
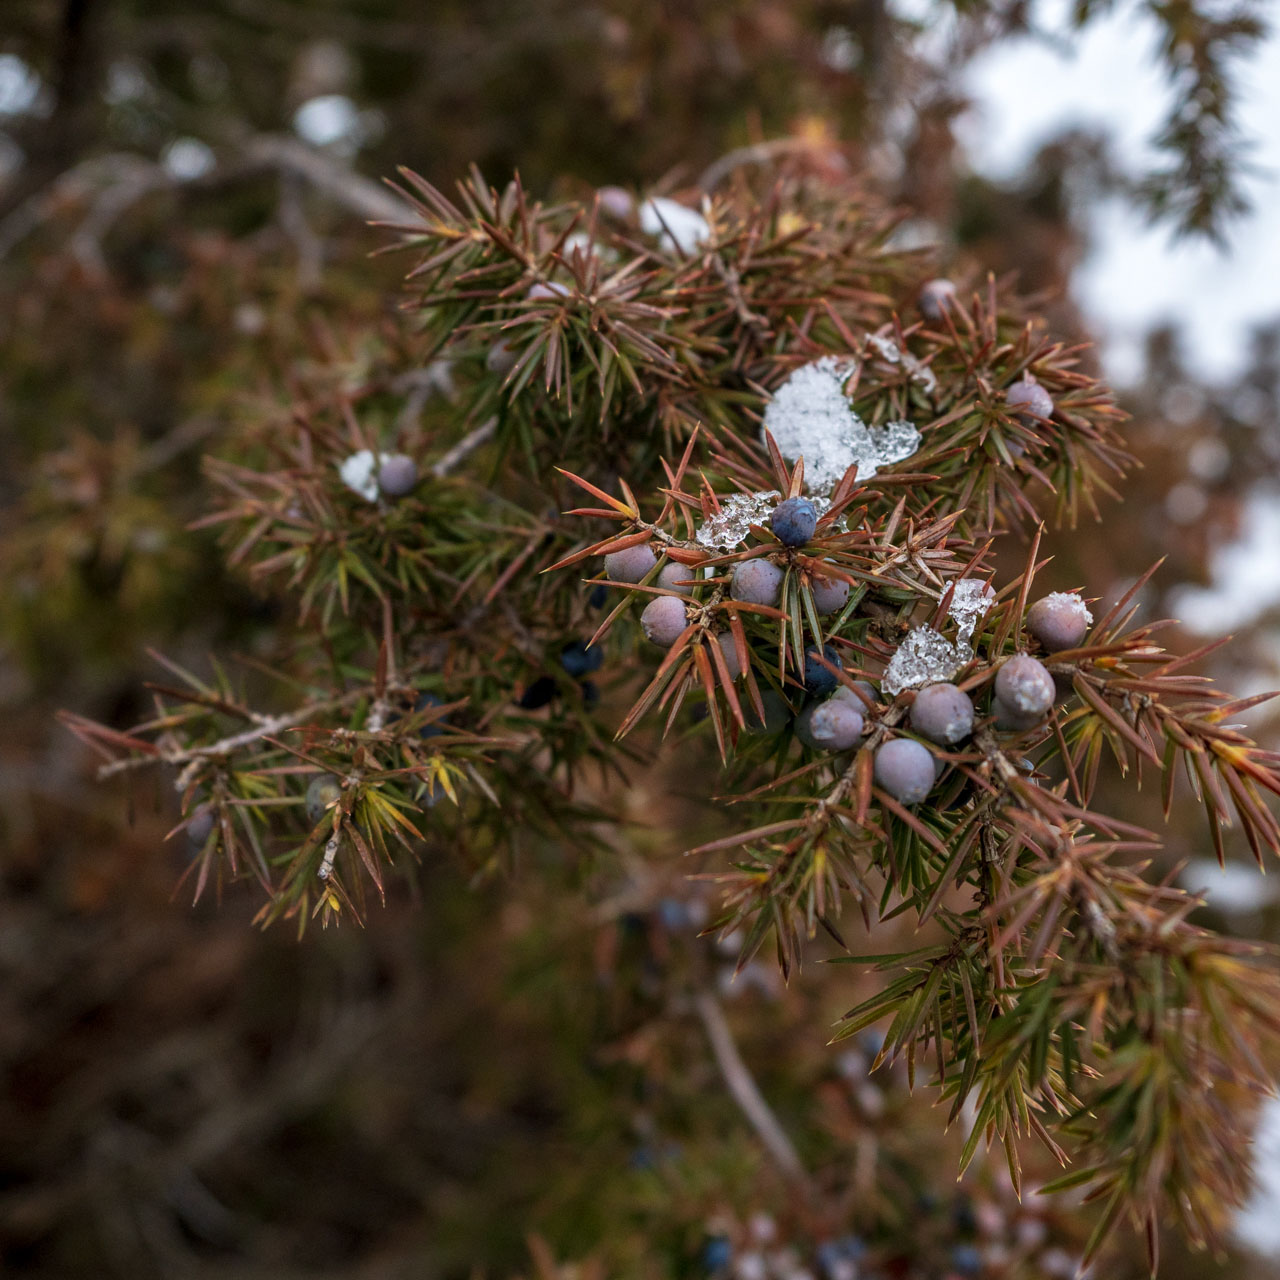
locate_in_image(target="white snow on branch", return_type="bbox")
[761,356,921,495]
[639,196,711,255]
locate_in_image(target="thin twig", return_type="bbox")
[430,416,497,478]
[692,990,813,1192]
[94,690,364,782]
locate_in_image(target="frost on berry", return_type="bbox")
[910,683,975,745]
[641,595,689,647]
[810,565,851,616]
[771,496,818,547]
[596,185,635,221]
[873,738,936,805]
[1027,592,1093,652]
[1006,378,1054,420]
[995,654,1055,718]
[377,454,418,497]
[657,562,696,595]
[882,626,967,697]
[833,680,878,710]
[761,356,921,495]
[730,558,784,607]
[918,277,957,323]
[992,694,1042,733]
[797,699,864,751]
[604,543,658,583]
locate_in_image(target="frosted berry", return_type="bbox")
[811,567,851,616]
[804,643,842,696]
[1006,378,1054,421]
[730,558,784,607]
[186,808,215,849]
[909,682,974,745]
[377,453,418,497]
[992,694,1042,733]
[771,496,818,547]
[798,699,865,751]
[833,679,878,710]
[560,641,603,678]
[716,631,744,680]
[486,338,518,375]
[873,738,936,805]
[597,185,635,221]
[306,774,342,824]
[918,278,957,323]
[658,561,696,595]
[518,675,558,709]
[604,542,658,583]
[641,595,689,646]
[995,654,1055,718]
[745,689,791,733]
[1026,591,1092,652]
[527,280,570,300]
[579,680,599,708]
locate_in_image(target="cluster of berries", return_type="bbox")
[518,641,603,709]
[602,494,1093,810]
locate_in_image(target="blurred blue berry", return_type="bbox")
[518,676,559,709]
[701,1236,733,1273]
[414,691,447,738]
[560,641,603,677]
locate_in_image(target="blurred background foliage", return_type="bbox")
[2,0,1279,1277]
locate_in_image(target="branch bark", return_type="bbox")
[692,990,813,1193]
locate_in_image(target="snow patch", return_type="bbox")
[762,357,921,495]
[639,196,711,254]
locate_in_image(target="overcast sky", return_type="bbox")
[958,0,1280,388]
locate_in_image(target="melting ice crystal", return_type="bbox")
[947,579,996,647]
[882,626,967,697]
[694,490,842,551]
